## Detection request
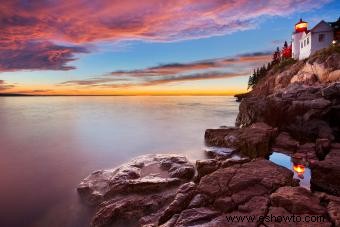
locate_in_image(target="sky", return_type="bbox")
[0,0,339,95]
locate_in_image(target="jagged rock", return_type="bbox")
[311,148,340,196]
[91,190,176,227]
[198,159,293,200]
[270,186,326,215]
[172,208,220,227]
[204,147,236,159]
[205,123,277,159]
[77,154,194,204]
[196,159,219,178]
[291,72,318,85]
[231,184,268,205]
[158,182,197,225]
[168,165,195,180]
[322,82,340,99]
[187,194,209,209]
[220,156,250,168]
[327,200,340,227]
[198,167,236,197]
[315,138,331,160]
[273,132,299,152]
[228,159,293,193]
[328,70,340,82]
[213,196,235,212]
[265,206,331,227]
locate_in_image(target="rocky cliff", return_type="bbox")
[77,46,340,227]
[237,46,340,143]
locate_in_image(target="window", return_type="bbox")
[319,34,325,42]
[304,40,306,46]
[307,37,309,45]
[301,42,303,48]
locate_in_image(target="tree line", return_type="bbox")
[248,41,292,89]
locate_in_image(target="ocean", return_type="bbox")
[0,96,239,226]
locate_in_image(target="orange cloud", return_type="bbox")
[0,80,15,91]
[60,52,271,88]
[0,0,330,71]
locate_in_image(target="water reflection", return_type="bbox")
[270,152,311,189]
[293,164,305,178]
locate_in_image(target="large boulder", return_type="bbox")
[273,132,299,152]
[198,159,294,200]
[311,147,340,196]
[205,123,277,159]
[270,186,326,215]
[77,154,195,204]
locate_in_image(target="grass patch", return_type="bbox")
[308,44,340,64]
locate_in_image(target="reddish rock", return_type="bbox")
[270,186,326,215]
[327,200,340,227]
[205,123,277,159]
[198,167,236,197]
[187,194,209,209]
[173,208,220,226]
[315,138,331,160]
[265,206,331,227]
[196,159,219,178]
[158,182,197,225]
[311,148,340,196]
[213,196,235,212]
[77,154,194,204]
[273,132,299,152]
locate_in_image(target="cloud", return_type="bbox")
[0,80,15,91]
[0,41,87,71]
[60,52,271,88]
[0,0,330,71]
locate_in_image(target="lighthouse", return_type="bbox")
[291,18,335,60]
[292,19,308,59]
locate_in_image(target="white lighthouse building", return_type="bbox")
[292,19,335,60]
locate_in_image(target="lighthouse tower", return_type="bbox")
[292,19,308,59]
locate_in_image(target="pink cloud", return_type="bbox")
[0,0,330,71]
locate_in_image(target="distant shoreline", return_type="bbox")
[0,94,237,97]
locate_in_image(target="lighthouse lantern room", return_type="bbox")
[295,19,308,33]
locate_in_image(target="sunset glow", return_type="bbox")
[0,0,338,95]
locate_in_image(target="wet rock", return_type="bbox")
[273,132,299,152]
[77,154,194,204]
[311,148,340,196]
[220,156,250,168]
[205,123,277,159]
[270,186,326,215]
[168,165,195,180]
[187,194,209,209]
[205,127,238,147]
[205,147,235,159]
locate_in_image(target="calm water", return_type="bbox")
[0,96,239,227]
[270,152,311,189]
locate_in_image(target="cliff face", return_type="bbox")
[236,48,340,143]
